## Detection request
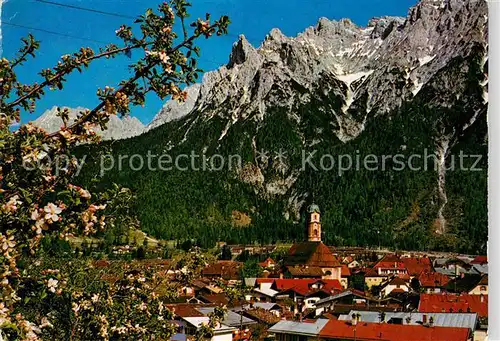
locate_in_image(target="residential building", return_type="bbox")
[471,256,487,265]
[434,258,477,277]
[313,290,369,316]
[172,316,236,341]
[378,276,410,297]
[268,319,329,340]
[169,304,238,341]
[363,267,386,289]
[373,254,408,277]
[251,278,279,302]
[271,279,342,314]
[418,271,450,294]
[401,256,433,278]
[168,304,256,341]
[341,256,361,269]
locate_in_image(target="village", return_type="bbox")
[92,205,489,341]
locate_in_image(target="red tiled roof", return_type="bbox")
[272,279,342,296]
[255,278,276,284]
[319,319,470,341]
[374,261,407,270]
[419,293,488,317]
[373,254,407,270]
[402,257,433,276]
[397,273,411,280]
[341,264,351,277]
[471,255,487,265]
[418,272,450,288]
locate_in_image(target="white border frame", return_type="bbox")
[489,0,499,340]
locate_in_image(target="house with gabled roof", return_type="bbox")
[418,271,450,294]
[401,256,433,278]
[271,279,342,314]
[379,276,410,298]
[362,267,387,289]
[468,274,488,295]
[373,254,408,277]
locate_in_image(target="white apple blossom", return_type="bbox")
[47,278,58,293]
[44,203,63,222]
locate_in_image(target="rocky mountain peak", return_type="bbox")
[146,0,487,145]
[367,16,405,39]
[227,35,259,68]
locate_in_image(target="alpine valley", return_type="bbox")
[75,0,488,253]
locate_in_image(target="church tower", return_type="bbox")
[307,204,321,242]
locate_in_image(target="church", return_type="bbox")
[284,204,342,281]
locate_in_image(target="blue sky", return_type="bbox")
[2,0,416,125]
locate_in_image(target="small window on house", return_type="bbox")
[480,286,487,291]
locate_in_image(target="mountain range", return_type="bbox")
[73,0,488,253]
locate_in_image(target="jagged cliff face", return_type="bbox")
[148,0,487,142]
[33,106,145,140]
[143,0,488,231]
[79,0,488,251]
